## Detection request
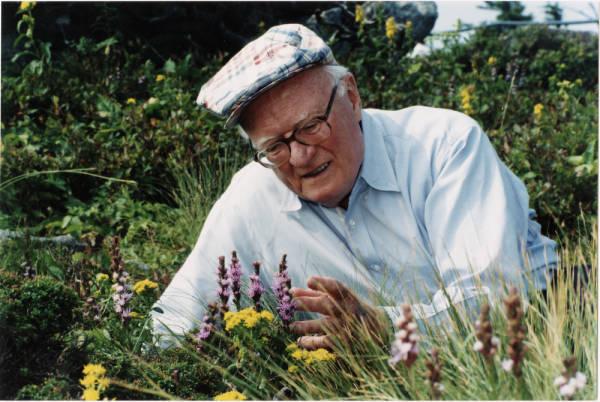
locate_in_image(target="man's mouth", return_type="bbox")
[302,162,330,178]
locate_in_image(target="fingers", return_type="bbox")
[289,317,336,335]
[289,287,323,298]
[296,334,334,351]
[294,294,339,316]
[307,276,353,300]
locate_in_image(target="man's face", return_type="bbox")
[241,67,364,208]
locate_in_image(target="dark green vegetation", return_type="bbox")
[0,3,597,400]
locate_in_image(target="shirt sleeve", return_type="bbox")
[150,174,257,348]
[385,118,535,326]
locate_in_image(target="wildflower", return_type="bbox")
[355,4,364,24]
[487,56,497,66]
[405,20,413,29]
[110,237,133,323]
[132,278,159,294]
[19,1,35,11]
[533,103,544,121]
[155,74,165,82]
[213,390,247,400]
[129,311,140,319]
[555,356,587,400]
[459,85,475,115]
[272,254,295,327]
[96,273,109,282]
[126,98,136,105]
[82,388,100,401]
[248,261,265,311]
[224,307,274,331]
[385,16,398,40]
[287,364,299,373]
[503,287,527,377]
[290,348,336,365]
[196,302,219,351]
[83,297,101,322]
[425,348,443,399]
[389,304,419,368]
[216,255,230,319]
[228,251,243,310]
[474,303,499,360]
[80,363,108,401]
[501,358,514,372]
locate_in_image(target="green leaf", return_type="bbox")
[164,59,176,74]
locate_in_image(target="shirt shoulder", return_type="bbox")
[364,106,481,147]
[216,161,288,214]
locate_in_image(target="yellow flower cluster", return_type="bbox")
[355,5,364,24]
[96,273,109,282]
[19,1,36,11]
[487,56,497,66]
[224,307,274,331]
[287,342,336,365]
[132,279,159,294]
[459,85,475,115]
[214,390,247,400]
[126,98,136,105]
[80,363,109,401]
[155,74,165,82]
[385,16,397,40]
[533,103,544,121]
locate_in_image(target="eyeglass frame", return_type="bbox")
[252,81,339,169]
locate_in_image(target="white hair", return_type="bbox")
[237,64,351,140]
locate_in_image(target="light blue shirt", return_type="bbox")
[152,106,557,344]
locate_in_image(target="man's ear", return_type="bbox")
[344,73,362,122]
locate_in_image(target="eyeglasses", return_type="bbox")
[253,82,339,168]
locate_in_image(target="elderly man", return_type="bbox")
[152,24,557,349]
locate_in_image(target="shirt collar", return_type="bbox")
[279,109,400,213]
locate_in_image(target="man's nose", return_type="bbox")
[288,140,317,167]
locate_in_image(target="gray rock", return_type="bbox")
[0,229,87,250]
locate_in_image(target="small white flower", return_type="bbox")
[399,341,413,355]
[396,329,408,340]
[434,383,445,392]
[475,319,481,327]
[408,333,420,342]
[574,372,587,390]
[491,336,500,346]
[501,358,514,372]
[407,322,418,331]
[553,375,567,387]
[559,382,576,398]
[473,340,484,352]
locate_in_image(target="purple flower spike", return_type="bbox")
[216,256,230,319]
[228,251,243,311]
[249,261,265,311]
[272,254,295,327]
[196,302,219,352]
[110,237,133,324]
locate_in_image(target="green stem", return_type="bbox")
[0,168,136,191]
[109,378,177,400]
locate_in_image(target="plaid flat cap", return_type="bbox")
[196,23,337,127]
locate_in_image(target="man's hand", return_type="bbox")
[289,275,390,350]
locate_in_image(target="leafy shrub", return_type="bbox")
[15,377,73,400]
[0,272,81,397]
